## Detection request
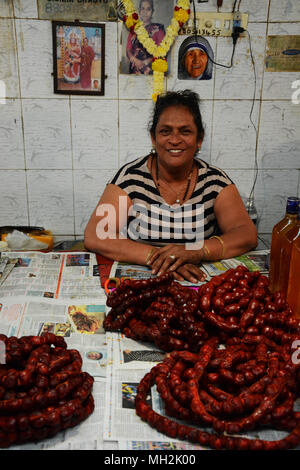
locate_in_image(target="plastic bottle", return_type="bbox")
[245,196,258,225]
[269,197,299,293]
[277,205,300,298]
[286,235,300,318]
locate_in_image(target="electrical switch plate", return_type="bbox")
[178,12,248,37]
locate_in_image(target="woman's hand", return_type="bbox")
[147,245,206,283]
[172,263,206,283]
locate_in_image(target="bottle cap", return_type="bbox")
[286,197,299,214]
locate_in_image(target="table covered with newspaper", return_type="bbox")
[0,249,299,451]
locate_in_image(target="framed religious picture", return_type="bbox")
[178,36,214,80]
[52,21,105,95]
[119,0,173,75]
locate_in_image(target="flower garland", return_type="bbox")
[122,0,190,101]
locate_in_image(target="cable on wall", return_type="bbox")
[246,28,259,205]
[191,0,237,68]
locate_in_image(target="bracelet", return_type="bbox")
[210,235,226,259]
[145,247,156,264]
[202,245,210,260]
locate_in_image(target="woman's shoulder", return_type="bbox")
[119,155,149,174]
[109,155,150,185]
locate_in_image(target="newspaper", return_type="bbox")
[0,251,105,299]
[103,364,173,442]
[118,439,205,451]
[118,440,206,450]
[107,332,166,370]
[202,250,270,277]
[0,296,108,378]
[1,248,300,451]
[109,261,207,287]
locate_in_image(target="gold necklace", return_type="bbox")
[152,155,194,205]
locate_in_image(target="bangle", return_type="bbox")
[202,245,210,259]
[145,247,156,264]
[210,235,226,259]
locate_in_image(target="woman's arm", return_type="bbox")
[206,184,258,258]
[148,184,257,276]
[84,184,156,265]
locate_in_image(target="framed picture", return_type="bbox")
[119,0,173,75]
[52,21,105,95]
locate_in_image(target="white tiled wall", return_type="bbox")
[0,0,299,242]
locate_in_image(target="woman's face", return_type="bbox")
[140,1,153,25]
[184,48,208,78]
[151,105,202,170]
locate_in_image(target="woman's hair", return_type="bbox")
[149,90,205,140]
[139,0,154,12]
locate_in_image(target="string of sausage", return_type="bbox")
[0,333,94,448]
[104,266,300,450]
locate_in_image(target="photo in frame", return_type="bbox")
[119,0,173,75]
[52,21,105,95]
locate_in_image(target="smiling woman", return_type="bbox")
[84,90,257,283]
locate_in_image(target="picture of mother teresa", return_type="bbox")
[178,36,214,80]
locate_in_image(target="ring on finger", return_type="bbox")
[169,255,176,260]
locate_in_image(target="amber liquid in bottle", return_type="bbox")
[287,236,300,318]
[269,197,299,293]
[277,209,300,298]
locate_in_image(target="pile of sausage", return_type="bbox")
[104,266,300,450]
[0,333,94,448]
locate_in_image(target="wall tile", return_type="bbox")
[263,23,300,100]
[269,0,300,22]
[252,169,299,232]
[219,0,270,22]
[0,98,24,169]
[16,19,53,98]
[13,0,38,18]
[210,100,260,169]
[0,19,20,98]
[119,99,153,166]
[226,168,299,232]
[0,1,13,18]
[214,23,267,100]
[103,21,118,99]
[258,100,300,169]
[71,99,118,170]
[74,169,116,235]
[0,170,28,226]
[223,168,256,203]
[22,99,72,169]
[194,100,213,164]
[27,170,74,234]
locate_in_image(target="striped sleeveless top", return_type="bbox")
[109,155,233,247]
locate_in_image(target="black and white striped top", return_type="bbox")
[109,155,233,247]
